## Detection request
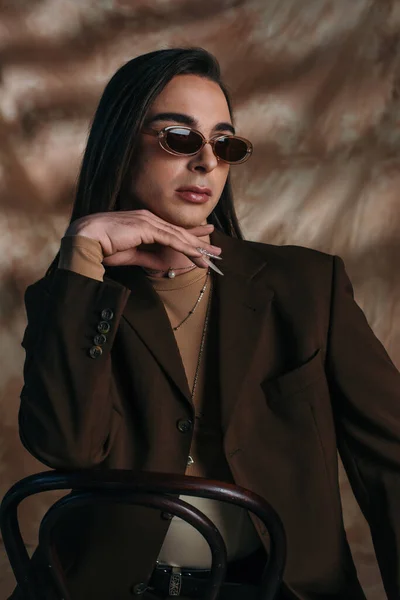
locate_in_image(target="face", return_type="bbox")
[127,74,233,229]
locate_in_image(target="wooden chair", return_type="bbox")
[1,470,286,600]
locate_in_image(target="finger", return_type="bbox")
[136,210,213,229]
[116,210,220,255]
[132,211,214,241]
[103,244,205,271]
[131,209,212,232]
[103,248,165,270]
[102,248,139,267]
[148,228,211,267]
[141,214,222,255]
[136,250,197,272]
[123,225,206,268]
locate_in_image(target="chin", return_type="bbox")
[174,217,203,229]
[174,216,210,230]
[161,208,213,230]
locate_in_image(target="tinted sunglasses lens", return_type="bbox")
[214,137,249,163]
[165,128,203,154]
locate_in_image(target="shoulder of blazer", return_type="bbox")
[211,230,340,291]
[239,241,338,343]
[224,234,335,271]
[244,238,334,267]
[231,238,339,306]
[244,239,337,278]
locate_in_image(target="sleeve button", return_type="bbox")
[97,321,111,334]
[177,419,193,433]
[101,308,114,321]
[89,345,103,359]
[94,333,107,345]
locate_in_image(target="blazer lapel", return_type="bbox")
[105,265,192,404]
[104,229,275,416]
[211,230,275,433]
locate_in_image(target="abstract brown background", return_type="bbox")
[1,0,399,598]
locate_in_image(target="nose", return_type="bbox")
[187,141,219,173]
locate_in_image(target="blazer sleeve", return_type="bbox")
[327,255,400,599]
[19,268,131,470]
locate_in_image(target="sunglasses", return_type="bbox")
[142,125,253,164]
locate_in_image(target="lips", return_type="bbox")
[176,186,212,196]
[175,186,212,204]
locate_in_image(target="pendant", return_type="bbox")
[167,268,176,279]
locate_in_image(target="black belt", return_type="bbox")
[148,567,259,598]
[148,547,266,598]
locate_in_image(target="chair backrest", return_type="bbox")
[0,470,286,600]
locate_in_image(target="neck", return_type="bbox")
[146,232,211,278]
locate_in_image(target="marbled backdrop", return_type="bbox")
[0,0,399,598]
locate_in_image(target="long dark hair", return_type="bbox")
[48,47,243,274]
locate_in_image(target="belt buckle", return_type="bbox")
[169,567,182,596]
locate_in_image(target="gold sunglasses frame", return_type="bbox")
[142,125,253,164]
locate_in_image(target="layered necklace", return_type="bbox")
[145,264,196,279]
[173,269,210,331]
[190,273,213,403]
[144,265,213,405]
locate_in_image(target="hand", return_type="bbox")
[66,209,221,271]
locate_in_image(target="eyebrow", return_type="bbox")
[144,112,236,135]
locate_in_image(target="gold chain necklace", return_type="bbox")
[191,274,213,402]
[172,269,210,332]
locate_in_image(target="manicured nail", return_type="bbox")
[201,255,224,276]
[196,247,222,260]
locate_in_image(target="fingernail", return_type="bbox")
[196,247,222,260]
[201,255,224,276]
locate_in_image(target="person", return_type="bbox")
[10,47,400,600]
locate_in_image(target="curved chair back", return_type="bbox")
[1,470,286,600]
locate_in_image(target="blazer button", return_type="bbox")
[93,333,107,346]
[101,308,114,321]
[132,582,147,595]
[89,345,103,359]
[177,419,193,433]
[97,321,111,334]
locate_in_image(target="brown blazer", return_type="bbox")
[11,229,400,600]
